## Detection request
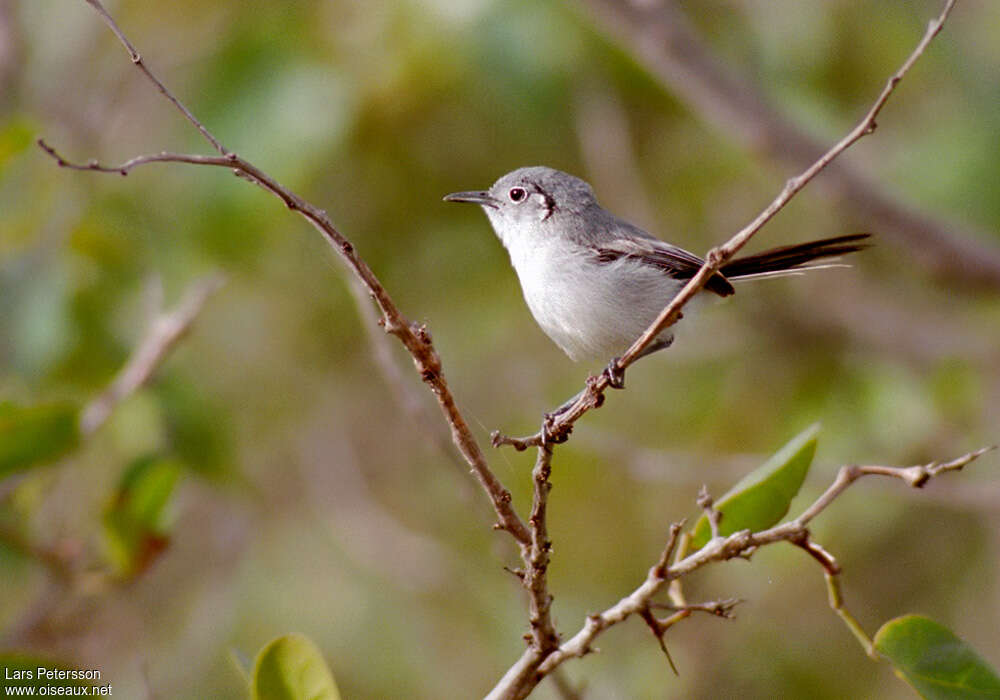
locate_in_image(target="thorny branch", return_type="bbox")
[40,0,531,549]
[39,3,991,700]
[497,0,959,451]
[486,447,993,700]
[581,0,1000,289]
[526,446,560,654]
[486,3,971,699]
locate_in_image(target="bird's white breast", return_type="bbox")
[506,239,683,361]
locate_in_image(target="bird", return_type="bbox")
[444,166,869,386]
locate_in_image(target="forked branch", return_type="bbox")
[499,0,958,449]
[40,0,530,549]
[488,447,992,699]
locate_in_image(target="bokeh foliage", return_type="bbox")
[1,1,998,698]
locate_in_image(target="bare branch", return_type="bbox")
[487,5,968,697]
[650,599,742,619]
[790,532,840,576]
[640,596,741,675]
[491,430,541,452]
[42,1,531,549]
[638,605,679,675]
[651,521,685,580]
[81,0,227,155]
[37,141,236,175]
[525,446,560,653]
[580,0,1000,288]
[505,0,959,448]
[793,446,996,526]
[46,5,988,700]
[79,274,225,436]
[696,486,722,541]
[489,445,992,697]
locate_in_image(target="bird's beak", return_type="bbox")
[443,190,499,209]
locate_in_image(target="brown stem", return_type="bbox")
[40,1,531,549]
[506,0,960,449]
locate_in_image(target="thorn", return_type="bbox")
[503,566,525,581]
[639,607,678,675]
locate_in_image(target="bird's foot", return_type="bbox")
[603,357,626,389]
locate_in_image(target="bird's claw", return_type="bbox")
[604,357,626,389]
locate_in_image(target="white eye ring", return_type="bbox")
[508,187,527,203]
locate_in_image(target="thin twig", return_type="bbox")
[788,534,875,657]
[504,0,959,449]
[638,606,679,675]
[514,446,991,688]
[41,0,531,549]
[651,521,685,580]
[696,486,722,541]
[793,446,995,527]
[79,274,226,436]
[488,5,963,697]
[82,0,227,155]
[36,142,235,175]
[649,599,742,619]
[580,0,1000,288]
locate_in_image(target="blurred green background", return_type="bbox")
[1,0,998,697]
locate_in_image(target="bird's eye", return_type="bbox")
[508,187,527,203]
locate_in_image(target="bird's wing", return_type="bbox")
[593,237,735,297]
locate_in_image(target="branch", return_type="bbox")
[793,446,995,525]
[36,142,235,176]
[790,534,876,658]
[525,446,559,653]
[487,6,965,697]
[81,0,227,155]
[501,0,959,449]
[696,486,722,541]
[492,446,992,695]
[580,0,1000,288]
[79,274,225,436]
[0,274,226,646]
[41,0,531,549]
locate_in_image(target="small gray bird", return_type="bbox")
[445,166,868,375]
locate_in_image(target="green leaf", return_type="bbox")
[253,634,342,700]
[0,401,80,478]
[690,423,819,549]
[874,614,1000,699]
[101,454,182,577]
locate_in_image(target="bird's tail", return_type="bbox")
[721,233,871,282]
